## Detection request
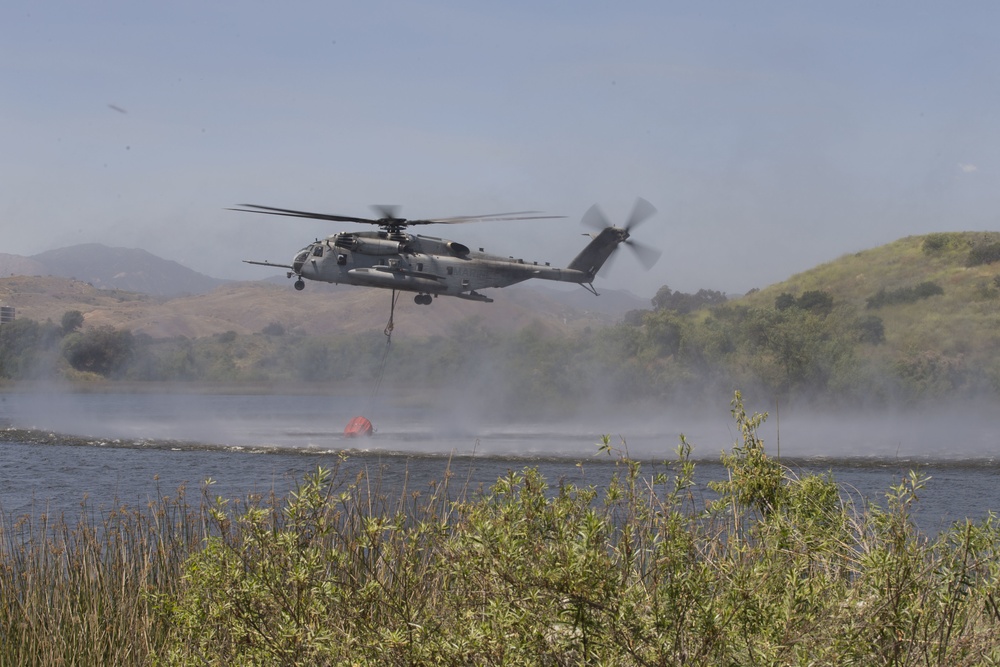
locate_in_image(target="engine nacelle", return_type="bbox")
[353,237,404,256]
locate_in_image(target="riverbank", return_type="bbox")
[1,379,373,396]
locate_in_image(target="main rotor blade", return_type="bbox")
[626,239,662,270]
[232,203,564,227]
[422,211,565,224]
[229,204,378,225]
[624,197,657,232]
[580,204,611,230]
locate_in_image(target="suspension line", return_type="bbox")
[367,289,400,407]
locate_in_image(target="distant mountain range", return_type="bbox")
[0,244,226,297]
[0,244,650,338]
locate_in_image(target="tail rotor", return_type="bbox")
[581,197,663,272]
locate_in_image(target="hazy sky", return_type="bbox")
[4,1,999,298]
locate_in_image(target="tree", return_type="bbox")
[1,319,37,378]
[652,285,727,314]
[61,310,84,335]
[643,309,684,357]
[63,326,134,376]
[738,307,843,396]
[651,285,674,310]
[796,290,834,315]
[774,293,797,311]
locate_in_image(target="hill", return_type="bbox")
[2,244,226,297]
[0,253,48,278]
[735,232,1000,359]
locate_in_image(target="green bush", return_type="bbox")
[775,292,797,310]
[62,326,135,376]
[773,290,834,315]
[967,241,1000,266]
[857,314,886,344]
[922,232,966,254]
[158,393,1000,665]
[866,281,944,309]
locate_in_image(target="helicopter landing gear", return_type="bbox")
[294,279,305,291]
[414,293,432,305]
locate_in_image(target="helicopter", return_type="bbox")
[233,198,662,305]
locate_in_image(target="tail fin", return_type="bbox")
[567,227,627,281]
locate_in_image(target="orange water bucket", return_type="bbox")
[344,416,374,438]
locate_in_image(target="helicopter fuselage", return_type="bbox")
[238,200,656,305]
[282,229,599,303]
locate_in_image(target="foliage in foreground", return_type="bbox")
[4,393,1000,665]
[0,483,205,665]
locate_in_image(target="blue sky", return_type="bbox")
[3,1,999,297]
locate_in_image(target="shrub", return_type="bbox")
[922,232,966,254]
[260,322,285,336]
[866,281,944,309]
[856,314,885,344]
[967,241,1000,267]
[774,290,834,315]
[797,290,834,315]
[775,292,797,310]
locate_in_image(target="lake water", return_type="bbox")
[1,389,999,533]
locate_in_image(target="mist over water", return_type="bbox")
[4,389,996,460]
[750,403,1000,461]
[1,388,999,531]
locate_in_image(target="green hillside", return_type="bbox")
[720,231,1000,402]
[744,232,1000,332]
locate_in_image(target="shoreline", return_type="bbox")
[0,379,403,397]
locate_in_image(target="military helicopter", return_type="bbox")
[233,198,661,305]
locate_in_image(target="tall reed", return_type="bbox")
[0,484,206,666]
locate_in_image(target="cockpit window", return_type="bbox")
[312,245,323,257]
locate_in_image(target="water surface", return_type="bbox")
[2,390,998,532]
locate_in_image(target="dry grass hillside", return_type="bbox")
[0,275,620,339]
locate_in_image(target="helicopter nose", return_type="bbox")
[292,249,310,274]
